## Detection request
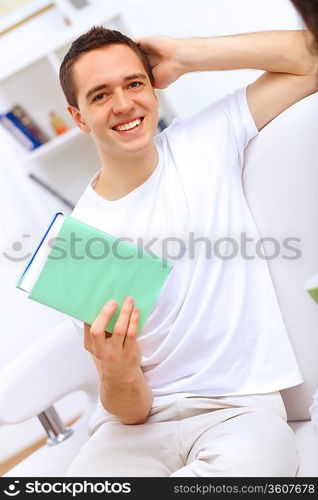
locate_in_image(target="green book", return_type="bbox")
[17,213,172,334]
[306,273,318,304]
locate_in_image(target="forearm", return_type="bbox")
[99,366,153,425]
[175,30,316,77]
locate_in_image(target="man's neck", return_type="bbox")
[93,143,159,201]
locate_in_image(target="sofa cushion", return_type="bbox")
[243,93,318,421]
[289,421,318,477]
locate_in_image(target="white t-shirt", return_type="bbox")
[71,86,303,408]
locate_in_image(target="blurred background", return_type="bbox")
[0,0,305,474]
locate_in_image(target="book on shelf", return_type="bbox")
[10,105,50,145]
[0,111,42,150]
[17,213,173,334]
[0,113,35,150]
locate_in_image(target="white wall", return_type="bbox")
[0,0,306,467]
[120,0,304,116]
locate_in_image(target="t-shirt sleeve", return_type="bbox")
[166,86,258,171]
[223,86,259,169]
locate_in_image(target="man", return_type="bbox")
[59,26,317,476]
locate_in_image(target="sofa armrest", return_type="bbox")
[0,318,98,424]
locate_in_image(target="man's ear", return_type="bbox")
[67,105,90,134]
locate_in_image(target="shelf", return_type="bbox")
[22,127,81,163]
[0,5,121,82]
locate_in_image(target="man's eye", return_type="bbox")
[129,81,142,88]
[94,93,107,101]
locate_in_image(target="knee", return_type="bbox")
[194,410,299,477]
[220,412,298,477]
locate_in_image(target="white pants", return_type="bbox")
[65,391,298,477]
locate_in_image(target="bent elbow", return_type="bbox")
[119,414,149,425]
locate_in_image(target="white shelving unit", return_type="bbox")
[0,4,175,209]
[21,127,82,162]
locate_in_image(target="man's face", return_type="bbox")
[69,44,159,158]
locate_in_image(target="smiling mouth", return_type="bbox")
[112,117,144,132]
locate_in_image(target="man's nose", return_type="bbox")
[112,90,134,114]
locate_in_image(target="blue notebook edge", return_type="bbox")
[16,212,64,288]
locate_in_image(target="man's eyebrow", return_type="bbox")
[85,73,148,101]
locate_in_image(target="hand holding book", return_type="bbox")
[87,296,153,424]
[85,296,141,377]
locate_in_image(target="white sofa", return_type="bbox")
[1,92,318,477]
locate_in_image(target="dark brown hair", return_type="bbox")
[291,0,318,51]
[59,26,154,108]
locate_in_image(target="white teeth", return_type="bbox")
[115,118,142,131]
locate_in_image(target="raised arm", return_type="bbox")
[137,30,318,130]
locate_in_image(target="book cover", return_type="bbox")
[17,213,173,334]
[0,113,35,150]
[5,111,42,150]
[10,105,50,144]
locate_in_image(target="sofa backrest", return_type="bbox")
[243,92,318,421]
